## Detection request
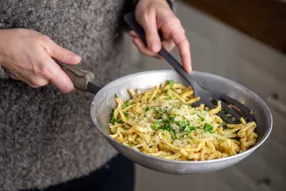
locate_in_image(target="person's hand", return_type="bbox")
[131,0,192,73]
[0,29,81,93]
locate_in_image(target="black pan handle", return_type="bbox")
[123,12,193,84]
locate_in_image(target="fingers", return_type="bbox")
[132,38,158,58]
[129,30,139,38]
[39,35,77,92]
[130,30,175,59]
[41,35,81,64]
[137,11,161,53]
[9,71,49,88]
[14,59,74,93]
[160,16,192,73]
[170,29,192,73]
[130,15,192,74]
[162,39,175,52]
[28,78,49,88]
[41,58,75,93]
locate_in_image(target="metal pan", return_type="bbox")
[58,62,272,174]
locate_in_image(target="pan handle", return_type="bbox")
[54,59,99,94]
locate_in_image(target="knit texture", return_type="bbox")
[0,0,138,190]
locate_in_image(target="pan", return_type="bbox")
[57,61,272,174]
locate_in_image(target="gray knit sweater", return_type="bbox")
[0,0,138,190]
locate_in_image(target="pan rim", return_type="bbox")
[90,70,273,164]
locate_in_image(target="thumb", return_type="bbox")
[43,37,81,64]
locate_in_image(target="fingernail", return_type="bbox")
[72,54,81,63]
[189,63,192,73]
[150,43,160,52]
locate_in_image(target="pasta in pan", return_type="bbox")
[109,80,257,161]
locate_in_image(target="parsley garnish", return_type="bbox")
[166,80,174,86]
[169,130,176,140]
[185,126,196,132]
[204,123,213,132]
[109,109,116,124]
[151,121,162,130]
[169,116,175,122]
[124,100,129,107]
[123,112,129,117]
[151,120,176,139]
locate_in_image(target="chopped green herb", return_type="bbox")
[170,130,176,140]
[155,121,162,125]
[164,89,168,94]
[166,80,174,86]
[124,100,129,107]
[109,108,124,124]
[162,119,169,124]
[160,125,172,131]
[151,118,177,139]
[155,109,164,117]
[178,120,190,132]
[150,125,157,130]
[145,106,150,111]
[110,109,114,117]
[204,123,213,132]
[185,126,196,132]
[185,120,190,126]
[174,120,181,126]
[123,112,129,117]
[151,121,162,130]
[109,109,116,124]
[114,93,119,98]
[110,117,116,124]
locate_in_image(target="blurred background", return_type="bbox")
[120,0,286,191]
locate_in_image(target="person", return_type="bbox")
[0,0,192,190]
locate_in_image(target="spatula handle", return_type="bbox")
[54,59,95,92]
